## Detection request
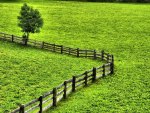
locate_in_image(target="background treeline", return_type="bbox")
[1,0,150,3]
[81,0,150,2]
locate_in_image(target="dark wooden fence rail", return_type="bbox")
[0,32,114,113]
[0,32,114,63]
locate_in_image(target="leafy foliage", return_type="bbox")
[18,3,43,39]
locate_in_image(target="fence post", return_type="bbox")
[39,96,43,113]
[53,88,57,107]
[107,54,109,63]
[12,35,14,42]
[110,55,114,74]
[77,48,79,57]
[92,67,96,82]
[102,64,105,77]
[61,45,63,54]
[34,40,36,46]
[86,50,87,58]
[101,50,104,60]
[69,48,71,55]
[93,50,96,59]
[112,55,114,64]
[3,34,6,40]
[53,44,55,52]
[19,105,25,113]
[41,41,44,49]
[63,81,67,99]
[84,71,88,86]
[72,76,76,92]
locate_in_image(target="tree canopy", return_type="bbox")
[18,3,43,39]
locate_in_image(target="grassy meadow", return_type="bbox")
[0,0,150,113]
[0,41,101,112]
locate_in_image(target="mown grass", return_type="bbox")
[0,0,150,113]
[0,41,101,112]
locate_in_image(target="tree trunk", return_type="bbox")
[24,32,29,46]
[27,32,29,39]
[22,32,29,46]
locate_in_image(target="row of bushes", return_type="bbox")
[1,0,150,2]
[100,0,150,2]
[64,0,150,2]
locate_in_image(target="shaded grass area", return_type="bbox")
[0,1,150,113]
[0,41,101,112]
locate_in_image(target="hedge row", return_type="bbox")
[65,0,150,2]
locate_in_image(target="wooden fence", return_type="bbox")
[0,32,113,63]
[0,32,114,113]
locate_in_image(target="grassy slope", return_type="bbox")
[0,42,101,112]
[0,1,150,113]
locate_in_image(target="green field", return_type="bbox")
[0,0,150,113]
[0,41,101,112]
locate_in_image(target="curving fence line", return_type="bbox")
[0,32,114,113]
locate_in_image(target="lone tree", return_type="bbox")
[18,3,43,45]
